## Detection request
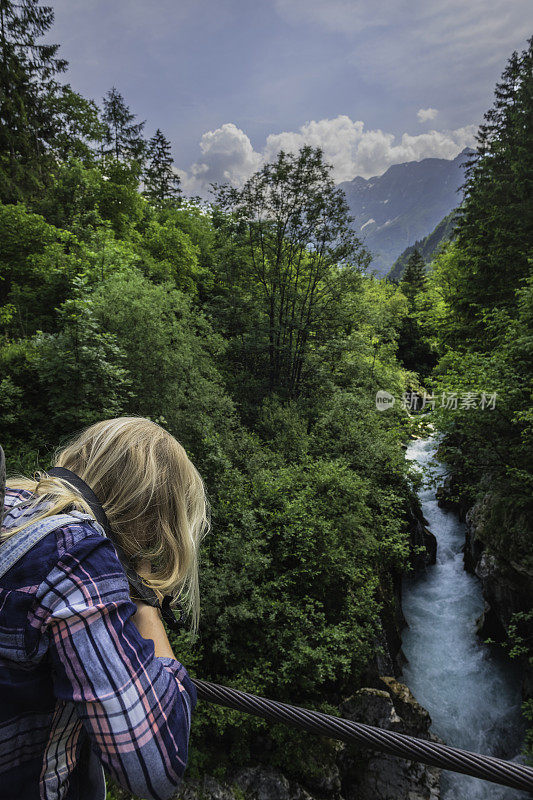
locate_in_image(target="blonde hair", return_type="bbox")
[2,417,210,634]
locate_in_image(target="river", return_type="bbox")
[401,436,528,799]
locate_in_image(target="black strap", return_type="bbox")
[0,445,5,529]
[47,466,186,632]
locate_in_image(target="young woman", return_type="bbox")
[0,417,210,800]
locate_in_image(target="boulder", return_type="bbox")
[178,775,238,800]
[407,496,437,572]
[337,680,441,800]
[176,766,320,800]
[464,494,533,642]
[463,500,486,574]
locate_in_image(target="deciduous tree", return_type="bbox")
[213,145,370,396]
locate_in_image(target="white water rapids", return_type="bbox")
[401,436,528,799]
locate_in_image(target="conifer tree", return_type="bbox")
[401,248,426,301]
[101,87,145,163]
[453,37,533,334]
[143,128,181,204]
[0,0,67,200]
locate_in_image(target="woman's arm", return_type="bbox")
[131,558,177,660]
[131,601,176,659]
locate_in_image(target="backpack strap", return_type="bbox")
[0,511,97,581]
[0,446,5,530]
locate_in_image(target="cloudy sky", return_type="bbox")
[48,0,531,196]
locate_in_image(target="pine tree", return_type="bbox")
[401,248,426,301]
[0,0,67,201]
[101,87,145,163]
[143,128,181,204]
[452,37,533,337]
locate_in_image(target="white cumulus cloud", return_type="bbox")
[417,107,439,122]
[179,115,478,197]
[177,123,262,197]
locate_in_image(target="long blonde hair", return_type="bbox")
[2,417,210,634]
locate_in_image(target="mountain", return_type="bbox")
[387,210,457,282]
[338,148,472,276]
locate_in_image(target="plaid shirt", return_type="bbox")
[0,487,197,800]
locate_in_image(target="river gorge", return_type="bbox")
[402,437,528,799]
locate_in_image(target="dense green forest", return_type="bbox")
[0,1,531,795]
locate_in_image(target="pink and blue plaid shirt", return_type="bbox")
[0,486,197,800]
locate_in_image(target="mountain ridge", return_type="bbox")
[339,148,472,275]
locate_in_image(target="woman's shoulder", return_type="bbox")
[2,488,102,546]
[30,518,131,612]
[1,495,124,589]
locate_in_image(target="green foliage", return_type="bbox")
[0,0,66,201]
[96,159,145,235]
[400,248,426,303]
[182,450,407,779]
[90,269,235,476]
[430,277,533,564]
[0,1,102,205]
[34,158,142,234]
[31,277,131,433]
[46,85,105,163]
[451,37,533,342]
[139,216,200,288]
[0,202,82,335]
[504,610,533,764]
[395,274,444,378]
[212,145,371,399]
[426,40,533,555]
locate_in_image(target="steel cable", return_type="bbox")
[192,678,533,793]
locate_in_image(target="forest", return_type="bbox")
[0,2,531,797]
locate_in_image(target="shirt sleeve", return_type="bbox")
[35,527,197,800]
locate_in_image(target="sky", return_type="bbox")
[48,0,532,197]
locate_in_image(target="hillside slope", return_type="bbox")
[387,211,457,281]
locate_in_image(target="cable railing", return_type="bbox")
[193,678,533,794]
